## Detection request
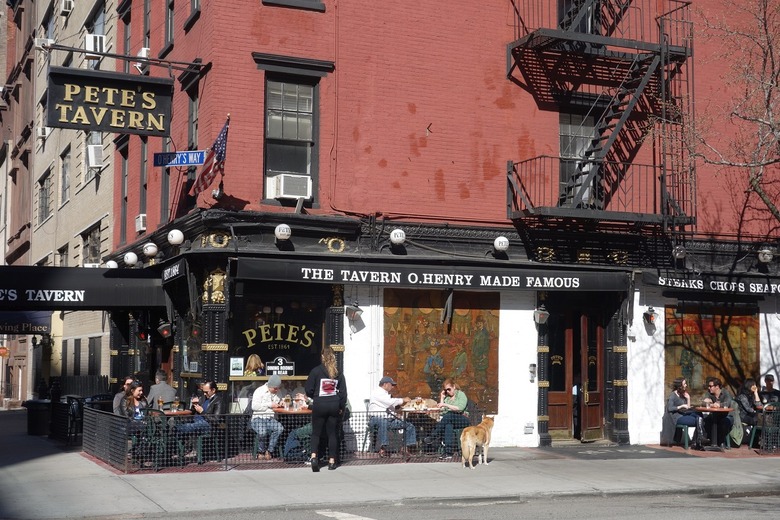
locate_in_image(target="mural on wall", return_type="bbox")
[383,289,499,413]
[664,306,759,403]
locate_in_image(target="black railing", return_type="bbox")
[82,408,484,473]
[508,156,663,220]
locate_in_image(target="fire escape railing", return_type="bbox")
[507,0,694,229]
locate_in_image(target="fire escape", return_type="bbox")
[506,0,695,240]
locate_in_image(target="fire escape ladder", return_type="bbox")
[599,0,634,38]
[562,54,660,209]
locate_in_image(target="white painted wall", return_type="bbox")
[342,285,539,447]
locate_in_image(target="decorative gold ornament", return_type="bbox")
[608,250,629,265]
[201,231,231,249]
[202,268,227,303]
[577,250,592,264]
[331,285,344,307]
[319,237,346,253]
[536,246,555,262]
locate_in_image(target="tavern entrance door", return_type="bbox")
[546,297,605,442]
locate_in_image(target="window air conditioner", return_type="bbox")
[34,38,55,50]
[35,127,51,139]
[61,0,74,15]
[86,144,103,168]
[85,34,105,60]
[135,213,147,233]
[135,47,151,74]
[266,174,312,200]
[83,263,101,268]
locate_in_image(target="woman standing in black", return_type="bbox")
[305,345,347,471]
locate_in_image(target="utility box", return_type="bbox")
[22,400,51,436]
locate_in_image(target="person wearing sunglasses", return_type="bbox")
[703,377,735,449]
[423,378,469,459]
[113,375,135,416]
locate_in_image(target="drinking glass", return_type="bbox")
[172,397,180,411]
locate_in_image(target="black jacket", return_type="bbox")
[305,364,348,411]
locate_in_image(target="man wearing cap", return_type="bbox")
[250,374,285,460]
[368,376,416,457]
[761,374,780,403]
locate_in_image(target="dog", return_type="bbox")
[460,415,494,469]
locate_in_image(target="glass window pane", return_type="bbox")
[267,81,283,110]
[267,110,283,138]
[298,85,313,113]
[282,84,298,111]
[299,114,312,141]
[267,141,310,175]
[282,113,298,139]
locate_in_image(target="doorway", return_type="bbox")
[546,296,607,441]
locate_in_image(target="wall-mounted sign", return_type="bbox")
[266,356,295,376]
[153,150,206,167]
[46,66,174,137]
[0,311,51,334]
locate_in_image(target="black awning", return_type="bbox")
[0,266,165,310]
[642,270,780,300]
[236,258,630,292]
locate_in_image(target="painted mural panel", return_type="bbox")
[383,289,499,413]
[664,306,759,402]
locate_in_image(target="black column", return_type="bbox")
[537,321,551,447]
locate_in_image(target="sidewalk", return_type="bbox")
[1,409,779,519]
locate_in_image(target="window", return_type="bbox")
[144,0,151,49]
[185,0,201,30]
[36,170,53,225]
[45,12,55,40]
[120,145,129,244]
[160,138,170,223]
[188,87,199,149]
[85,131,102,182]
[86,3,106,70]
[73,338,81,376]
[58,245,69,267]
[60,146,70,204]
[262,0,325,12]
[559,113,601,207]
[61,340,69,377]
[121,7,131,74]
[88,336,101,375]
[38,94,49,142]
[164,0,174,49]
[265,80,314,177]
[140,138,148,213]
[558,0,600,33]
[82,225,101,265]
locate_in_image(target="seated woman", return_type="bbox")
[736,378,762,443]
[244,354,265,376]
[666,378,704,449]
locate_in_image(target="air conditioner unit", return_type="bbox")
[135,47,151,74]
[61,0,74,15]
[86,144,103,168]
[266,174,312,200]
[135,213,147,233]
[35,127,51,139]
[85,34,105,60]
[34,38,55,50]
[83,263,101,268]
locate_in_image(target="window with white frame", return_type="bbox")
[82,225,101,265]
[36,170,53,225]
[60,146,70,204]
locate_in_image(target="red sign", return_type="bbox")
[0,346,8,357]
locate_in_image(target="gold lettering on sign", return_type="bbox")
[241,323,315,349]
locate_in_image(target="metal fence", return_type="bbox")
[82,408,484,473]
[759,406,780,455]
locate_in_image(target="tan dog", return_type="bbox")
[460,416,494,469]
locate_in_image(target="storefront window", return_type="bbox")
[383,288,499,413]
[664,305,759,402]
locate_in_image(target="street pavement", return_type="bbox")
[1,409,779,519]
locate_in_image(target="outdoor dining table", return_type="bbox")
[694,406,733,451]
[401,407,442,455]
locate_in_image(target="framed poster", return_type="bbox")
[230,357,244,377]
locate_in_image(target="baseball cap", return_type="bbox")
[379,376,397,386]
[267,374,282,388]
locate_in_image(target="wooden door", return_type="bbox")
[579,314,604,441]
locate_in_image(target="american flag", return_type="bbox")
[189,117,230,196]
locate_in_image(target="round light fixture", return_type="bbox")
[390,229,406,245]
[123,252,138,266]
[758,248,774,264]
[105,260,119,269]
[167,229,184,246]
[142,242,158,258]
[494,236,510,252]
[672,245,686,260]
[274,224,292,241]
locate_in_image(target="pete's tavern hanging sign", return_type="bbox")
[46,67,173,137]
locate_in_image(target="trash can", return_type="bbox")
[22,399,51,436]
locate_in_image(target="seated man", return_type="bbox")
[174,380,224,437]
[703,377,735,448]
[760,374,780,403]
[146,369,177,410]
[425,378,470,459]
[368,376,415,456]
[250,374,285,459]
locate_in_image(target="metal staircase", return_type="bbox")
[507,0,695,231]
